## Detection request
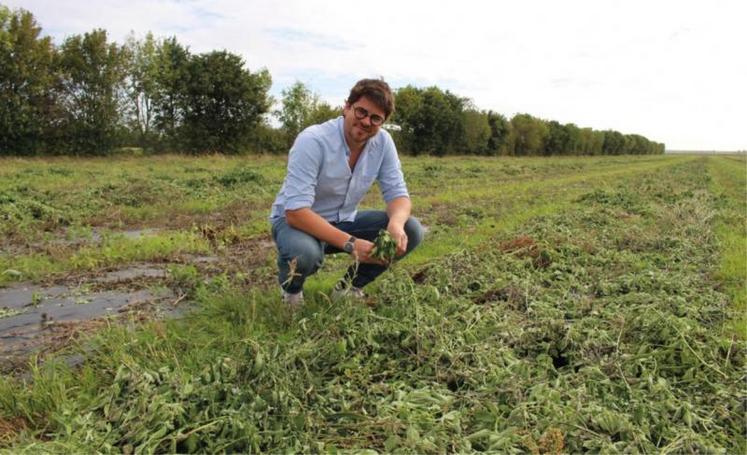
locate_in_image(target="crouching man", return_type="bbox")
[269,78,424,307]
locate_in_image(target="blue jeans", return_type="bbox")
[271,210,425,294]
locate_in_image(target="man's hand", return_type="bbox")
[386,197,411,257]
[352,239,386,264]
[387,222,408,257]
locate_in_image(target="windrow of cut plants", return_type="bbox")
[1,159,744,452]
[0,155,681,288]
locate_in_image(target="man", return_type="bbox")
[270,78,424,306]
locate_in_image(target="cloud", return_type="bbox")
[265,27,361,52]
[6,0,747,149]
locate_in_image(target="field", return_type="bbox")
[0,153,745,452]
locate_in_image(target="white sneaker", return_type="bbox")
[332,285,366,301]
[281,289,304,307]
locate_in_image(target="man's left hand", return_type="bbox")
[387,223,408,257]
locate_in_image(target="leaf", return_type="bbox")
[370,230,397,264]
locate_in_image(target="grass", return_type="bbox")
[0,153,744,452]
[1,154,688,286]
[705,155,747,337]
[0,230,210,285]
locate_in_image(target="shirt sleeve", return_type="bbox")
[377,133,410,203]
[284,132,322,211]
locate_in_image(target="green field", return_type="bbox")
[0,154,745,452]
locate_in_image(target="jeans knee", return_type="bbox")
[405,217,425,252]
[280,241,323,276]
[289,249,323,275]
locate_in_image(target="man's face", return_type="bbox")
[343,96,386,147]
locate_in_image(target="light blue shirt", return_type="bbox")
[270,117,409,223]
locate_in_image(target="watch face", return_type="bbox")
[344,242,353,253]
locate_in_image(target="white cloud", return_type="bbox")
[7,0,747,150]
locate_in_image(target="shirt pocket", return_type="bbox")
[316,175,349,199]
[348,172,377,203]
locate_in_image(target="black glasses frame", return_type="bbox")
[352,106,385,126]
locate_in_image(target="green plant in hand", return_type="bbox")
[370,229,397,264]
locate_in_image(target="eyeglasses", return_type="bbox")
[352,106,385,126]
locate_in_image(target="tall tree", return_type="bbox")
[545,121,581,155]
[578,127,594,155]
[389,85,422,154]
[392,85,465,155]
[602,130,625,155]
[180,50,271,153]
[0,6,58,155]
[564,123,581,155]
[486,110,510,155]
[435,88,467,155]
[545,120,570,155]
[57,29,127,154]
[151,37,190,149]
[593,130,606,155]
[276,81,322,147]
[510,114,549,156]
[461,109,490,155]
[123,32,159,148]
[306,101,339,128]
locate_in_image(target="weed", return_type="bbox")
[0,308,23,319]
[215,167,264,187]
[168,264,200,297]
[370,230,397,264]
[0,155,743,453]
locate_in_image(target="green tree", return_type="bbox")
[590,130,606,155]
[392,85,465,155]
[180,51,271,153]
[251,121,285,154]
[461,109,490,155]
[510,113,549,156]
[57,29,128,154]
[260,81,338,154]
[430,88,467,155]
[486,111,511,155]
[306,102,339,128]
[545,120,570,155]
[0,6,58,155]
[151,37,190,150]
[564,123,581,155]
[622,134,635,154]
[123,32,159,148]
[602,130,625,155]
[545,121,581,155]
[389,85,422,154]
[276,81,336,148]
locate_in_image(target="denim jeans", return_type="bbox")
[271,210,425,294]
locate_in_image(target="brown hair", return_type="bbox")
[346,78,395,119]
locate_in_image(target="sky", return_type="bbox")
[7,0,747,151]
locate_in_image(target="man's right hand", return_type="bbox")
[352,239,386,265]
[285,208,386,265]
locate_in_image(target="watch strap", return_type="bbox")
[343,236,356,253]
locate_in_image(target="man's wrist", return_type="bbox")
[387,220,406,231]
[342,236,356,254]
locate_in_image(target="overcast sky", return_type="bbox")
[8,0,747,151]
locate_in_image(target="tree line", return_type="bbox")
[391,85,664,155]
[1,6,664,156]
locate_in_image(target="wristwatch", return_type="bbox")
[343,236,356,254]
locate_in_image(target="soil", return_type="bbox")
[0,228,279,374]
[0,265,175,373]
